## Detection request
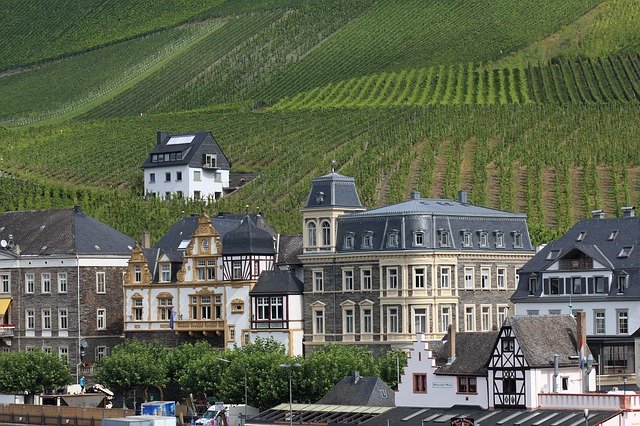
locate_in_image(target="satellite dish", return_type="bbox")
[0,240,6,248]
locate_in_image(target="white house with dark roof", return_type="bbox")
[300,171,535,351]
[142,131,231,201]
[249,270,304,355]
[0,207,135,379]
[396,314,595,410]
[512,207,640,387]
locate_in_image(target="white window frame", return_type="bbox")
[464,267,474,289]
[495,232,504,248]
[313,307,325,335]
[321,221,331,246]
[307,222,317,247]
[414,307,428,334]
[41,273,51,293]
[497,268,506,289]
[193,170,202,182]
[387,307,399,333]
[97,309,106,330]
[313,270,324,292]
[497,305,509,326]
[160,264,171,283]
[617,310,628,334]
[58,347,69,363]
[344,233,355,250]
[440,306,451,333]
[464,305,475,331]
[338,267,352,291]
[57,272,67,293]
[59,309,68,330]
[0,273,9,293]
[387,268,399,289]
[413,231,425,247]
[413,267,425,288]
[26,273,35,294]
[26,309,35,329]
[362,232,374,249]
[479,232,488,247]
[343,308,355,334]
[440,266,451,289]
[361,305,373,334]
[95,346,107,363]
[134,265,142,283]
[480,267,491,289]
[462,232,472,247]
[96,272,106,294]
[480,305,492,331]
[42,309,51,330]
[594,310,606,335]
[232,260,243,280]
[361,269,372,290]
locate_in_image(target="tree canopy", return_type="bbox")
[0,351,71,394]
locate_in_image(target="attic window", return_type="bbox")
[178,240,190,250]
[439,230,450,247]
[413,231,425,247]
[494,231,504,248]
[344,233,355,250]
[618,246,633,258]
[513,231,523,248]
[478,231,488,247]
[362,232,374,249]
[40,224,46,230]
[387,230,399,248]
[608,230,619,241]
[546,250,560,260]
[461,230,472,247]
[576,231,587,242]
[41,245,47,251]
[204,154,217,168]
[94,245,101,251]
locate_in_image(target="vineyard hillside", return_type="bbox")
[1,0,640,245]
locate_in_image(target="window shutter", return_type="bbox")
[543,278,549,294]
[587,277,593,293]
[557,277,565,295]
[604,277,609,293]
[202,153,207,165]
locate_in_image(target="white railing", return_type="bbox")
[0,325,15,337]
[539,393,640,411]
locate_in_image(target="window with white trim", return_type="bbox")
[497,268,506,289]
[388,307,399,333]
[59,309,68,330]
[465,306,475,331]
[362,232,374,249]
[321,221,331,246]
[479,231,488,247]
[481,306,491,331]
[440,230,450,247]
[313,308,325,335]
[160,264,171,282]
[497,306,508,326]
[495,232,504,248]
[387,230,399,248]
[26,309,35,329]
[462,231,472,248]
[97,309,106,330]
[307,222,317,246]
[414,308,427,334]
[313,270,323,292]
[594,310,606,334]
[480,267,490,289]
[362,308,373,334]
[414,268,425,288]
[617,310,628,334]
[344,233,354,249]
[440,266,450,289]
[96,272,106,294]
[343,269,354,291]
[387,268,398,289]
[59,347,69,363]
[134,265,142,283]
[413,231,425,246]
[41,273,51,293]
[96,346,107,363]
[232,261,242,280]
[344,308,354,334]
[464,267,474,289]
[0,274,9,293]
[58,272,67,293]
[440,306,451,333]
[26,273,35,293]
[42,309,51,330]
[361,269,372,290]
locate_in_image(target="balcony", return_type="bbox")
[174,320,225,332]
[0,324,15,337]
[539,393,640,411]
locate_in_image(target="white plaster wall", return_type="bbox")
[225,286,250,349]
[189,167,227,200]
[514,300,640,338]
[144,165,190,198]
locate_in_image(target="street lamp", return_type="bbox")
[216,358,248,424]
[279,363,301,426]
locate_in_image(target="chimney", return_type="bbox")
[353,371,361,385]
[140,231,151,249]
[621,206,636,218]
[447,324,456,364]
[591,209,605,219]
[410,190,421,200]
[457,190,468,204]
[156,131,167,145]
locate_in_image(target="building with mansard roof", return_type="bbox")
[0,206,135,380]
[512,207,640,388]
[123,212,304,355]
[300,171,535,353]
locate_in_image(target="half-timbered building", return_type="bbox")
[123,212,305,352]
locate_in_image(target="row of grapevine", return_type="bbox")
[3,103,640,239]
[270,53,640,110]
[0,0,224,71]
[0,22,221,126]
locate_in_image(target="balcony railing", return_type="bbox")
[539,393,640,411]
[0,324,15,337]
[174,320,225,331]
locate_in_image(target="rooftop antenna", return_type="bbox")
[331,159,337,173]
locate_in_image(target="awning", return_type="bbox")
[0,298,11,316]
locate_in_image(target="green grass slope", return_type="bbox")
[0,0,223,71]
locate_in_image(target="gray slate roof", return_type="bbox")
[316,373,395,407]
[249,270,303,295]
[505,315,588,368]
[0,207,134,256]
[275,234,302,266]
[221,215,275,255]
[304,172,363,209]
[141,131,230,170]
[434,331,499,376]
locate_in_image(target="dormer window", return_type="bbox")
[439,230,450,247]
[461,230,472,248]
[160,264,171,283]
[546,249,560,260]
[478,231,488,247]
[608,230,619,241]
[362,232,374,249]
[387,230,399,248]
[513,231,523,248]
[344,233,355,250]
[495,231,504,248]
[204,154,217,168]
[576,231,587,242]
[617,274,627,293]
[413,231,425,247]
[151,154,158,163]
[618,246,633,258]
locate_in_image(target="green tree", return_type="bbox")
[166,341,214,400]
[176,349,227,397]
[0,351,71,394]
[298,344,377,403]
[376,349,407,390]
[96,341,168,405]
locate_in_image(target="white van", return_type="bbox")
[195,403,259,426]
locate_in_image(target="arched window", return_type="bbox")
[307,222,317,246]
[322,221,331,246]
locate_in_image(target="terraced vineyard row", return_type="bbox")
[0,22,222,126]
[271,53,640,110]
[2,104,640,242]
[79,12,280,121]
